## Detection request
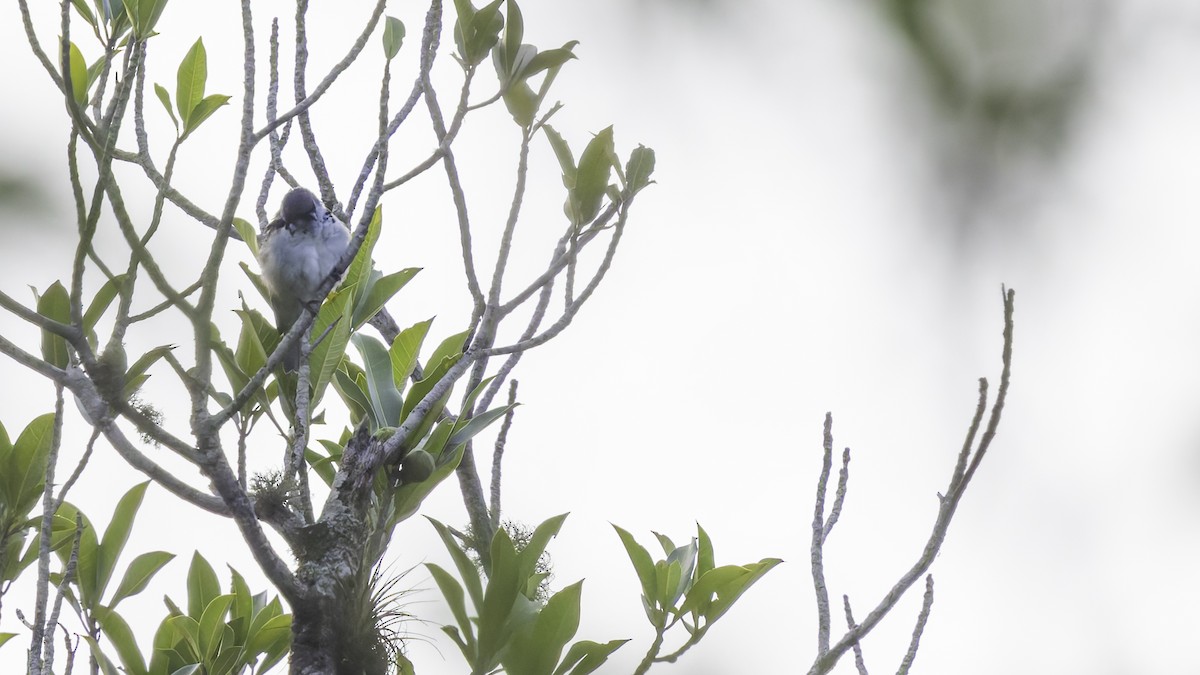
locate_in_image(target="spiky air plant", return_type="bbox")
[334,562,422,675]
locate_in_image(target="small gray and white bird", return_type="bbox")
[257,187,350,370]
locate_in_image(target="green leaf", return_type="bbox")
[109,550,175,607]
[502,0,523,74]
[383,15,406,59]
[524,581,583,675]
[0,632,16,649]
[477,527,521,668]
[523,43,578,81]
[122,344,173,399]
[83,635,125,675]
[308,289,353,404]
[447,402,516,447]
[186,551,221,619]
[552,639,628,675]
[37,281,72,369]
[343,207,382,302]
[96,482,150,601]
[232,218,258,257]
[122,0,169,38]
[4,413,55,521]
[182,94,230,138]
[426,563,477,655]
[197,594,235,659]
[625,145,655,194]
[331,366,372,427]
[68,42,89,107]
[352,333,403,429]
[502,80,537,127]
[515,513,567,587]
[677,559,782,625]
[542,125,576,184]
[176,38,207,127]
[94,605,148,675]
[389,318,433,391]
[82,274,126,340]
[572,126,615,225]
[428,517,485,611]
[234,314,269,377]
[612,526,659,624]
[154,83,179,130]
[70,0,97,28]
[696,523,714,580]
[352,267,419,331]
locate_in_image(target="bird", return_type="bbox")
[257,187,350,370]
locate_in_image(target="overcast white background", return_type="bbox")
[3,1,1200,673]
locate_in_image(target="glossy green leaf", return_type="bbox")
[304,446,338,488]
[68,42,89,107]
[625,145,655,194]
[96,482,150,601]
[522,581,583,675]
[122,0,169,38]
[109,550,175,607]
[542,125,576,183]
[612,526,658,622]
[696,523,714,579]
[389,318,433,391]
[502,80,537,127]
[94,605,148,675]
[37,281,72,368]
[122,344,174,399]
[448,402,516,447]
[232,218,258,256]
[186,551,220,619]
[234,317,269,379]
[428,517,485,611]
[83,274,125,337]
[0,632,15,649]
[552,639,628,675]
[502,0,523,73]
[308,289,353,403]
[523,42,578,81]
[343,207,382,300]
[83,635,125,675]
[572,126,615,225]
[182,94,230,138]
[477,527,521,668]
[651,532,676,557]
[426,563,476,653]
[70,0,96,28]
[154,83,179,130]
[352,333,403,429]
[4,413,55,521]
[197,594,235,659]
[332,365,371,427]
[352,267,419,331]
[515,513,567,588]
[383,15,406,59]
[176,38,207,126]
[677,559,782,625]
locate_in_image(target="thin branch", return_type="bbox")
[27,384,65,675]
[823,447,850,541]
[841,595,869,675]
[896,576,935,675]
[488,380,518,529]
[253,0,388,144]
[811,413,835,656]
[807,289,1016,675]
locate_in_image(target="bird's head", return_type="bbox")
[280,187,321,225]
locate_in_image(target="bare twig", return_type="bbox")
[897,575,935,675]
[811,413,835,656]
[806,288,1015,675]
[841,595,869,675]
[488,380,519,529]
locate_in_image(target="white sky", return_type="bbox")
[3,1,1200,674]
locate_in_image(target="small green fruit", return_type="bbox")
[399,449,435,484]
